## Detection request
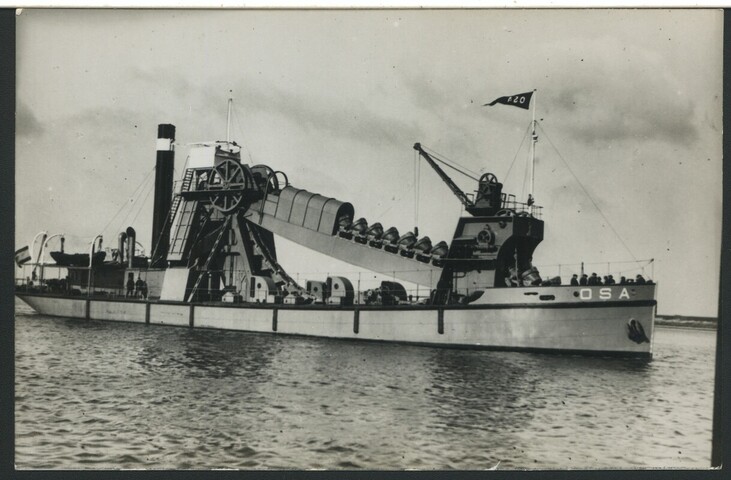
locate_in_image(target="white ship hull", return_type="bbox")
[16,284,655,358]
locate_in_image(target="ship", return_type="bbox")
[15,100,657,358]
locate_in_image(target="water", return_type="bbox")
[15,302,716,470]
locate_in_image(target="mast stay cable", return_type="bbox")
[129,179,156,229]
[537,122,639,265]
[99,165,156,240]
[502,123,532,185]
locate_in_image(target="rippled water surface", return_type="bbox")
[15,303,716,469]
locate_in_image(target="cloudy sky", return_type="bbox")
[15,9,722,316]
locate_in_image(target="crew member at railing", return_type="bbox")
[570,274,579,286]
[126,273,135,298]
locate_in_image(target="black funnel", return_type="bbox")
[150,124,175,268]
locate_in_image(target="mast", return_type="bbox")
[226,97,233,143]
[529,89,537,211]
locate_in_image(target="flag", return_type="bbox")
[484,91,534,110]
[15,245,31,267]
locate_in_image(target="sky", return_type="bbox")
[15,8,722,317]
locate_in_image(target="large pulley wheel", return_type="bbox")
[477,173,499,196]
[208,158,252,214]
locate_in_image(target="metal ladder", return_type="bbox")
[151,169,195,262]
[169,169,195,225]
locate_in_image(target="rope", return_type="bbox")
[129,178,155,228]
[521,145,530,202]
[99,166,155,239]
[231,100,255,164]
[117,173,155,235]
[119,173,155,233]
[537,122,639,265]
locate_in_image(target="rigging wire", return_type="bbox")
[231,100,255,164]
[421,145,481,181]
[99,166,156,240]
[503,123,532,185]
[117,173,155,234]
[126,174,156,232]
[520,145,530,202]
[536,122,639,265]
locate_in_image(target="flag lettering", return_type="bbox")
[484,91,534,110]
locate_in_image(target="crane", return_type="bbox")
[412,143,504,217]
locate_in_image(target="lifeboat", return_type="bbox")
[50,251,106,267]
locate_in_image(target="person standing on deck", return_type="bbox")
[135,276,144,298]
[126,273,134,298]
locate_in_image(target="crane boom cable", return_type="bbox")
[414,143,474,209]
[420,145,481,181]
[537,122,639,265]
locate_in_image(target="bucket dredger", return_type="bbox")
[15,117,657,358]
[147,125,547,306]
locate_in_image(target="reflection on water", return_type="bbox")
[15,310,716,470]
